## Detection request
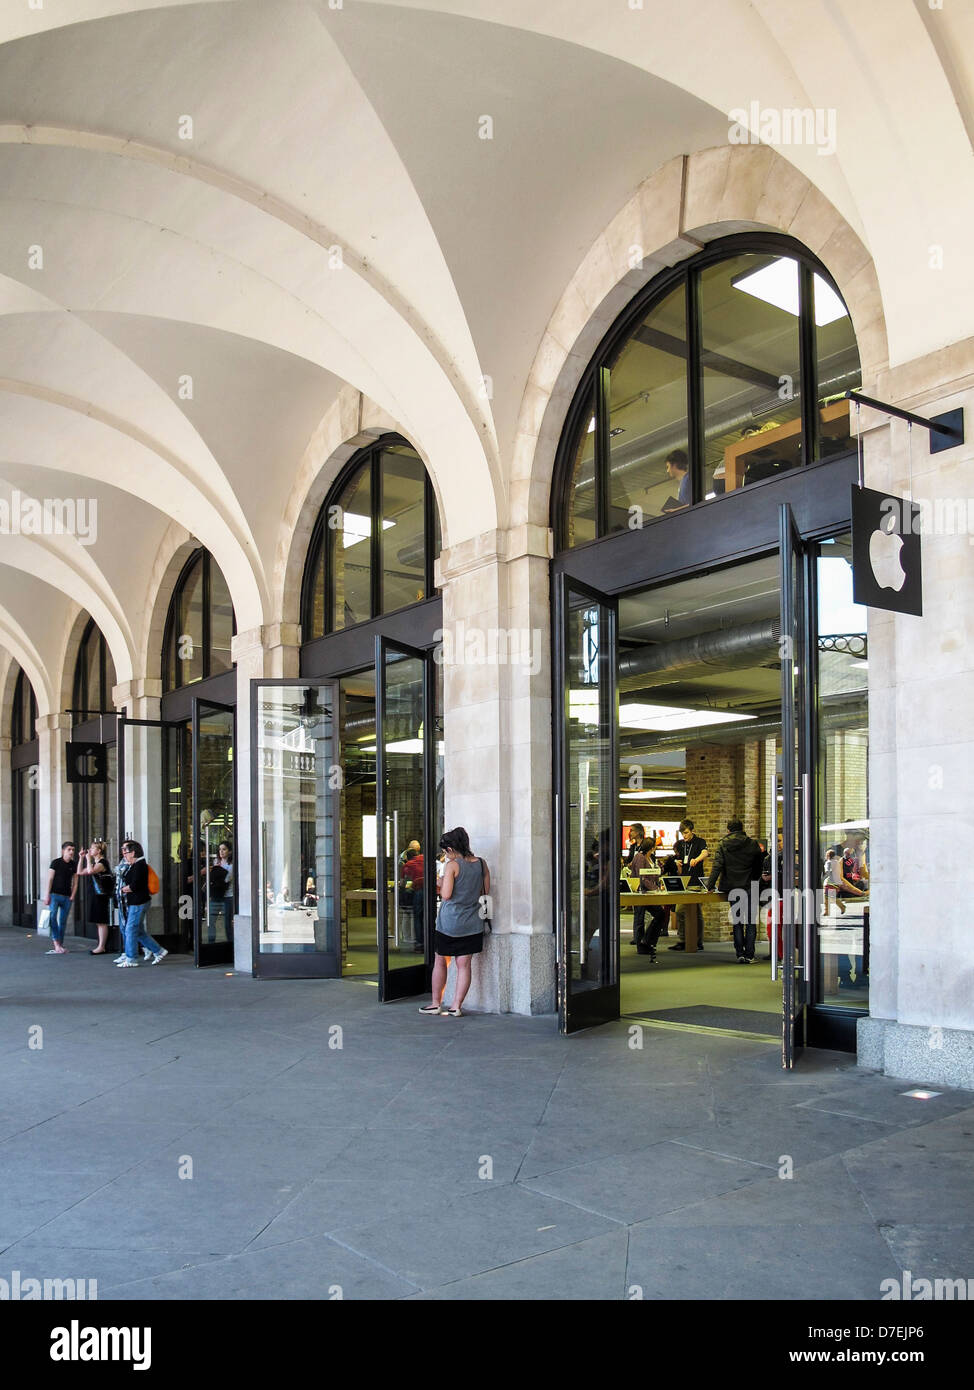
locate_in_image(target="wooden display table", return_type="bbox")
[722,400,850,491]
[624,889,726,953]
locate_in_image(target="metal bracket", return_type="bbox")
[844,391,964,452]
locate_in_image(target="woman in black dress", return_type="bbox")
[77,839,113,954]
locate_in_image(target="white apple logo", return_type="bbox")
[869,509,907,591]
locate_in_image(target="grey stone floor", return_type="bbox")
[2,926,973,1301]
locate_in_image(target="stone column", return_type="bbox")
[35,713,72,880]
[230,625,301,974]
[855,360,974,1088]
[436,525,555,1014]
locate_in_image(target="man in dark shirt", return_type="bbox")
[43,841,77,954]
[667,819,707,950]
[707,819,765,963]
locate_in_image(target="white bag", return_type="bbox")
[37,903,51,937]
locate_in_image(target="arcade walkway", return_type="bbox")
[1,927,972,1301]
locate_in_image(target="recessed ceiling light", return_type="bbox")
[732,259,846,327]
[902,1089,941,1099]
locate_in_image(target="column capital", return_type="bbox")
[35,713,72,733]
[113,679,162,709]
[230,624,301,662]
[436,525,552,585]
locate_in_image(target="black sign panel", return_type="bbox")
[851,485,922,616]
[66,742,108,784]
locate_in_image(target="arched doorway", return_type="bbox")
[118,549,237,965]
[253,435,444,1000]
[551,235,870,1063]
[10,666,40,929]
[69,617,119,943]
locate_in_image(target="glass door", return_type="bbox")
[253,681,341,979]
[557,576,619,1033]
[117,717,168,947]
[779,504,809,1067]
[375,637,430,1002]
[12,764,39,928]
[192,699,235,967]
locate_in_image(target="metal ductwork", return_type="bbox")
[618,618,781,687]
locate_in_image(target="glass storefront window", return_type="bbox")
[177,555,205,687]
[815,275,861,461]
[701,253,802,497]
[558,239,859,548]
[209,566,234,676]
[567,386,597,547]
[256,685,338,957]
[164,552,237,692]
[381,446,426,612]
[310,437,438,638]
[815,535,869,1009]
[607,283,688,529]
[331,464,373,632]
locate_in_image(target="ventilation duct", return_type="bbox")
[618,618,781,686]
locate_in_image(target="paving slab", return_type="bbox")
[1,925,972,1300]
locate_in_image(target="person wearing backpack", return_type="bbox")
[115,839,167,967]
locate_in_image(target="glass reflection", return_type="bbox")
[607,283,689,528]
[815,536,869,1009]
[257,686,337,956]
[701,254,802,497]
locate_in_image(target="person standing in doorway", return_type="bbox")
[706,819,765,963]
[43,841,77,954]
[418,827,487,1017]
[115,840,167,967]
[404,842,426,953]
[668,819,708,951]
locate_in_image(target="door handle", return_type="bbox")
[801,772,812,985]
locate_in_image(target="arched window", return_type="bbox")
[72,618,117,719]
[163,550,236,692]
[11,666,38,746]
[554,235,862,549]
[302,436,439,640]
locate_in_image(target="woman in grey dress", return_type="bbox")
[418,826,489,1017]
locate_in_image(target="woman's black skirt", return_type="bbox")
[434,930,484,957]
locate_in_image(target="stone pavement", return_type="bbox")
[2,927,973,1301]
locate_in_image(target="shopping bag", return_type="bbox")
[37,903,51,937]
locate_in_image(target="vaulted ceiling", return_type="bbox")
[0,0,971,710]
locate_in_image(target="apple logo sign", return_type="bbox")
[869,505,907,591]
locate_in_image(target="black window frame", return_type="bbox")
[163,549,237,694]
[71,617,117,721]
[301,434,439,642]
[11,666,38,747]
[552,233,860,552]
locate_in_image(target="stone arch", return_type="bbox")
[512,145,889,533]
[0,621,51,718]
